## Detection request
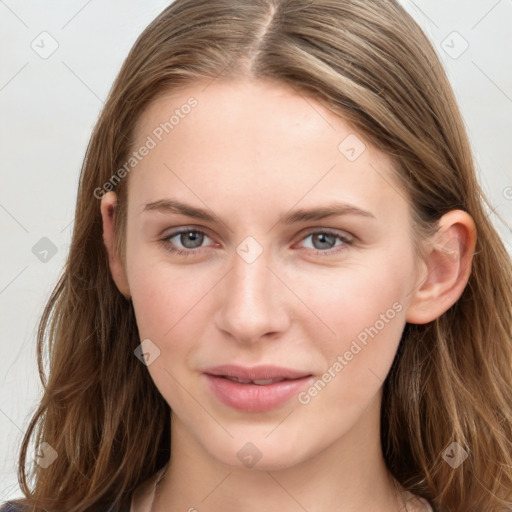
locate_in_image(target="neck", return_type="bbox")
[153,390,407,512]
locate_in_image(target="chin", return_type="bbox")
[205,436,310,472]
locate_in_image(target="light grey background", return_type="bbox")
[1,0,511,502]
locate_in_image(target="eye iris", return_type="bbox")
[181,231,203,249]
[313,233,336,250]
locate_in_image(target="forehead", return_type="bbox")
[127,79,410,226]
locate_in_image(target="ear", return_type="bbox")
[406,209,477,324]
[100,191,131,299]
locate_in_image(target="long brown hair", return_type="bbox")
[11,1,512,511]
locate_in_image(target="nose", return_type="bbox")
[214,243,290,345]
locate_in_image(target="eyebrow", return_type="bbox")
[142,198,376,224]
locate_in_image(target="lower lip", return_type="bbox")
[203,374,314,412]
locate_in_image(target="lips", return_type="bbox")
[202,364,314,412]
[203,364,312,381]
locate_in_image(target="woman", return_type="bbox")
[2,0,511,511]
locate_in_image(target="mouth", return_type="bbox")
[203,364,313,381]
[201,365,314,412]
[216,375,295,386]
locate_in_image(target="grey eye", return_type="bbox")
[178,231,205,249]
[309,232,337,250]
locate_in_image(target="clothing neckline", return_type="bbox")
[130,464,168,512]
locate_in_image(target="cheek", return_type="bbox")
[126,255,211,400]
[295,253,411,345]
[292,252,411,399]
[128,265,173,339]
[295,292,406,431]
[128,261,207,339]
[125,239,224,355]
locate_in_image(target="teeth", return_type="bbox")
[225,376,286,385]
[253,379,278,385]
[226,376,252,384]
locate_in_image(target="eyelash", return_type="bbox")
[159,228,354,258]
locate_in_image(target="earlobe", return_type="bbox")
[405,210,477,324]
[100,191,131,299]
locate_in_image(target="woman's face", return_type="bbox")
[120,79,424,469]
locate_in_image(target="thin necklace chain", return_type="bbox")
[150,465,167,512]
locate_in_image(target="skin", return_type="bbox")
[101,78,476,512]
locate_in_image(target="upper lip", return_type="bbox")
[203,364,312,380]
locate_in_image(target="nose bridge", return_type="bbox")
[215,237,288,343]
